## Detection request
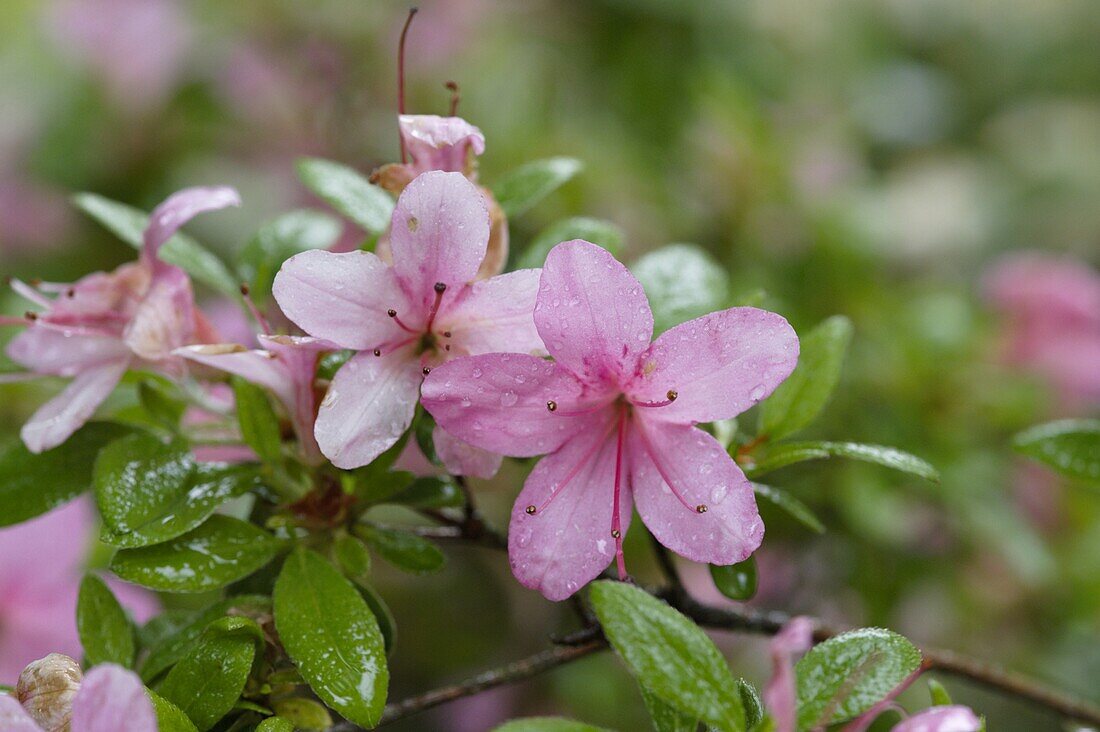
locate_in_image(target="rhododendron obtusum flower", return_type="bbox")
[422,240,799,600]
[890,706,982,732]
[273,170,543,472]
[3,186,240,453]
[0,662,156,732]
[763,616,813,732]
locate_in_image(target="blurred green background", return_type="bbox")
[2,1,1098,729]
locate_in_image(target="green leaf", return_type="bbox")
[270,697,334,730]
[158,617,263,731]
[738,679,764,729]
[232,378,284,462]
[1013,419,1100,483]
[238,209,342,302]
[95,433,259,548]
[589,580,745,731]
[927,679,953,706]
[148,690,200,732]
[0,421,131,528]
[348,433,413,503]
[492,157,583,217]
[794,628,922,729]
[72,193,240,297]
[357,525,446,574]
[296,157,394,233]
[138,379,186,431]
[257,715,302,732]
[356,579,398,656]
[274,548,389,728]
[517,217,624,270]
[640,686,700,732]
[110,515,283,592]
[632,244,730,333]
[77,574,135,667]
[760,315,853,440]
[387,477,464,508]
[140,595,270,682]
[746,442,939,483]
[751,484,825,534]
[333,532,372,581]
[493,719,611,732]
[709,558,757,601]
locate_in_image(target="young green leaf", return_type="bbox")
[138,379,187,431]
[632,244,730,334]
[589,580,745,732]
[270,698,334,730]
[232,377,284,462]
[72,193,240,297]
[0,421,131,528]
[387,477,464,508]
[333,532,372,581]
[517,217,625,270]
[759,315,853,440]
[927,678,953,706]
[296,157,394,233]
[357,525,446,574]
[493,718,612,732]
[709,557,757,601]
[1013,419,1100,483]
[274,547,389,728]
[746,441,939,483]
[795,628,922,729]
[148,690,200,732]
[238,209,342,302]
[95,432,259,548]
[256,715,300,732]
[110,516,283,592]
[77,574,135,667]
[737,679,764,729]
[158,617,264,731]
[751,483,825,534]
[492,157,583,217]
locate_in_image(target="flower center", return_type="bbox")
[375,283,453,363]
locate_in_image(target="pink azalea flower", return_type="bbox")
[0,500,159,684]
[890,706,982,732]
[0,662,156,732]
[2,186,240,453]
[176,335,338,465]
[763,616,814,732]
[983,252,1100,405]
[272,170,543,472]
[421,240,799,600]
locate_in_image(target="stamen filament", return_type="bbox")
[239,283,272,335]
[632,390,678,408]
[612,405,628,580]
[445,80,460,116]
[546,397,616,417]
[425,282,446,333]
[9,278,53,309]
[387,309,418,334]
[397,7,419,164]
[531,417,618,514]
[0,315,28,326]
[633,419,703,514]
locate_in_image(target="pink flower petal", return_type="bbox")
[439,269,545,357]
[0,584,82,685]
[314,348,422,469]
[433,425,502,479]
[422,353,600,457]
[176,344,293,406]
[388,171,490,311]
[628,419,763,565]
[142,186,241,265]
[508,412,628,601]
[399,114,486,174]
[0,695,42,731]
[123,268,195,362]
[273,249,409,350]
[20,359,129,453]
[535,240,653,386]
[891,706,982,732]
[763,617,814,732]
[629,307,799,424]
[0,500,92,596]
[71,665,157,732]
[5,329,131,378]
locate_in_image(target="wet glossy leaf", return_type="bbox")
[274,547,388,728]
[76,573,134,667]
[493,719,611,732]
[1013,419,1100,483]
[256,715,297,732]
[589,580,745,732]
[709,557,757,601]
[158,617,263,731]
[388,477,463,508]
[358,525,445,574]
[96,433,260,548]
[149,689,199,732]
[641,685,699,732]
[0,421,131,527]
[238,209,342,302]
[492,157,583,217]
[232,378,283,463]
[738,679,764,729]
[747,441,939,483]
[110,516,283,592]
[333,532,372,580]
[633,243,730,333]
[270,697,334,730]
[751,484,825,534]
[296,157,394,233]
[72,193,240,297]
[760,315,853,440]
[795,628,922,729]
[138,379,186,431]
[518,217,624,270]
[355,579,398,655]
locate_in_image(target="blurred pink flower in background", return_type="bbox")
[0,499,159,684]
[983,252,1100,406]
[0,181,73,255]
[45,0,192,112]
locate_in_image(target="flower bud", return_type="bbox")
[15,653,83,732]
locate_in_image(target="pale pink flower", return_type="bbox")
[3,187,240,453]
[0,663,156,732]
[890,706,982,732]
[763,617,814,732]
[422,240,799,600]
[0,500,159,683]
[176,335,338,465]
[272,171,542,473]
